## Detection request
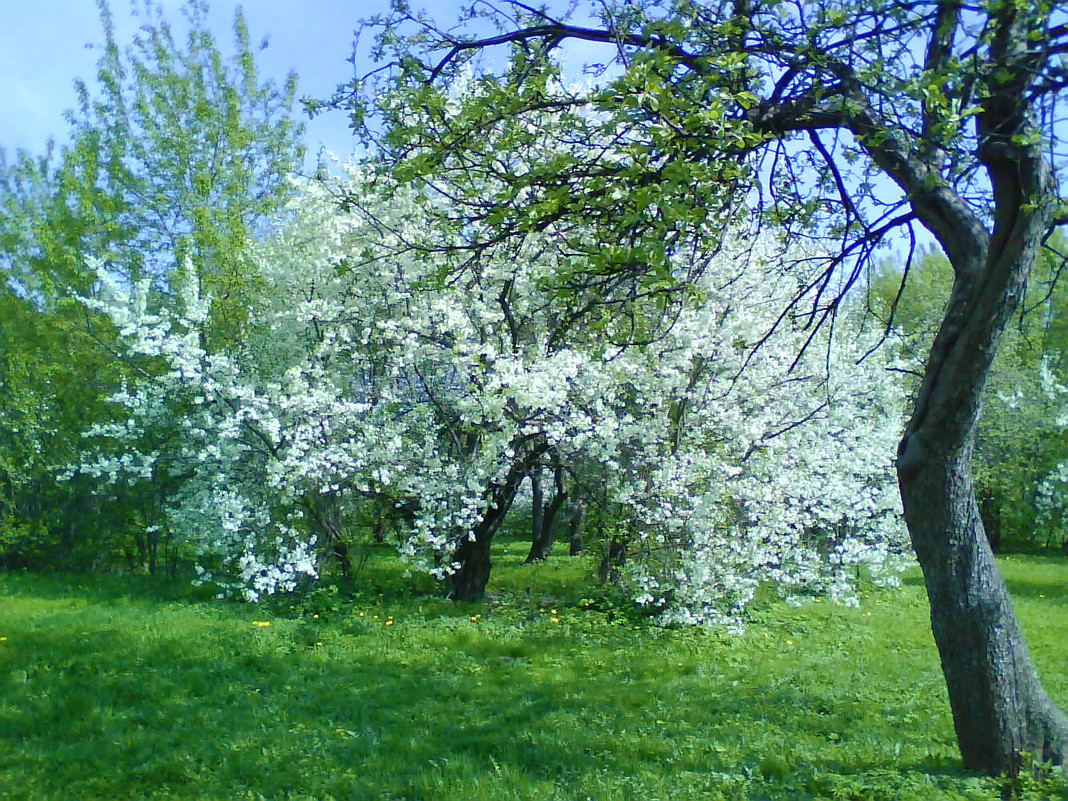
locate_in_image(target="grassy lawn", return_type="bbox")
[0,543,1065,800]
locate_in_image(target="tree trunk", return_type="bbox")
[448,532,494,601]
[526,463,567,562]
[900,446,1068,772]
[304,494,351,578]
[567,496,587,556]
[525,466,547,562]
[448,439,548,600]
[598,534,627,584]
[897,146,1068,772]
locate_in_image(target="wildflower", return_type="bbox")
[252,621,271,627]
[551,616,560,623]
[315,641,322,647]
[0,636,7,641]
[312,613,319,619]
[786,639,794,645]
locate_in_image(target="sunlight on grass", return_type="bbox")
[0,547,1065,800]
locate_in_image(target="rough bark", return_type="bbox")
[900,447,1068,772]
[896,138,1068,772]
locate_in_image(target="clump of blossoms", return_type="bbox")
[72,162,909,622]
[608,235,910,626]
[1031,359,1068,542]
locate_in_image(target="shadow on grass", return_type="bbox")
[0,567,217,605]
[0,576,1006,801]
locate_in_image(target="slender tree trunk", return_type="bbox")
[304,494,351,578]
[897,153,1068,772]
[449,439,548,600]
[598,534,627,583]
[525,466,547,561]
[526,463,567,562]
[567,496,587,556]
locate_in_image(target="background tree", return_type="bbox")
[327,0,1068,774]
[80,165,906,613]
[0,0,304,571]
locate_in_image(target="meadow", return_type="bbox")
[1,543,1066,801]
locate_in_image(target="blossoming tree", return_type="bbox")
[76,163,908,625]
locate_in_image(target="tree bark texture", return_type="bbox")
[896,138,1068,771]
[304,493,352,578]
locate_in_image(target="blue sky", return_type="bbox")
[0,0,466,162]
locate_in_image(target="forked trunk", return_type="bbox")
[526,464,567,562]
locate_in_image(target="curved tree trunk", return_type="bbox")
[448,438,548,600]
[896,141,1068,772]
[900,447,1068,771]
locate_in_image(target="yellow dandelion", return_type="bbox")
[786,639,794,645]
[312,613,319,619]
[550,609,557,615]
[551,617,560,623]
[0,636,7,642]
[315,641,322,647]
[252,621,270,627]
[359,611,365,617]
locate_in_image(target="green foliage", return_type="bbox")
[62,0,305,346]
[869,243,1068,548]
[1,549,1066,799]
[0,0,306,571]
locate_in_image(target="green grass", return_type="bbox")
[0,542,1066,800]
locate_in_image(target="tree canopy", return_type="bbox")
[321,0,1068,775]
[0,0,305,571]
